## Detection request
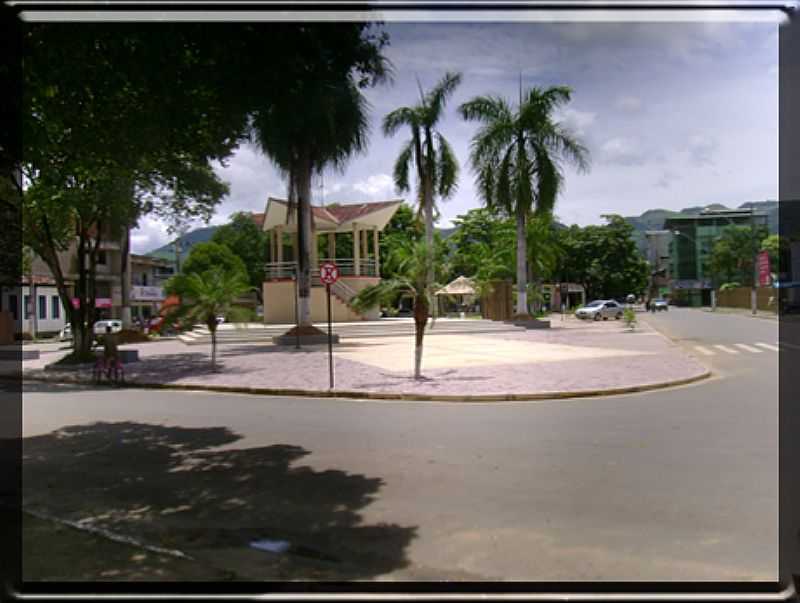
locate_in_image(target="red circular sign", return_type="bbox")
[319,262,340,285]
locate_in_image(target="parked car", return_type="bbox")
[575,299,624,321]
[216,315,226,324]
[93,319,123,337]
[653,299,669,311]
[58,324,72,342]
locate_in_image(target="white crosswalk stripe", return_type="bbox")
[734,343,763,353]
[692,342,781,356]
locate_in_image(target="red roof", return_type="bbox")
[323,201,400,224]
[250,213,265,228]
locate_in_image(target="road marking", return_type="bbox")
[713,344,740,355]
[694,346,715,356]
[734,343,763,353]
[756,342,780,352]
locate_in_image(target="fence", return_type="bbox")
[716,286,777,312]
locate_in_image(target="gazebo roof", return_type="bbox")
[262,197,403,233]
[436,276,477,296]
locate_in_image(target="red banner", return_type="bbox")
[757,250,771,286]
[71,297,113,308]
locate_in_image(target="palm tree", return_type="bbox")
[459,86,589,318]
[382,72,462,311]
[167,267,252,369]
[351,239,441,380]
[249,29,389,331]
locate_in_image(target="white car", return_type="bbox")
[58,324,72,342]
[94,319,123,336]
[575,299,624,321]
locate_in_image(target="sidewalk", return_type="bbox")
[694,306,778,321]
[18,317,709,400]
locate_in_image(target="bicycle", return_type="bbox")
[92,356,125,386]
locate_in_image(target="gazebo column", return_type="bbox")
[373,227,380,277]
[361,226,369,269]
[276,226,284,265]
[328,232,336,260]
[353,222,360,276]
[311,224,319,270]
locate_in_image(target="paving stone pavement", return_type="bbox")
[15,317,708,398]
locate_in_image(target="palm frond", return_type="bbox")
[393,139,415,193]
[435,132,459,199]
[458,94,512,124]
[423,71,462,126]
[382,106,419,137]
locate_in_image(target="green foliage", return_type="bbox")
[760,234,789,274]
[554,215,649,300]
[164,266,253,368]
[166,241,248,296]
[459,86,589,313]
[709,224,769,286]
[719,281,742,292]
[623,306,637,329]
[211,212,269,294]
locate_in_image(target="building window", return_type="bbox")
[38,295,47,320]
[24,295,31,319]
[97,251,106,265]
[52,296,60,319]
[9,295,17,320]
[142,273,148,286]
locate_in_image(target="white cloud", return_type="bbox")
[130,216,172,255]
[616,95,642,112]
[352,174,395,196]
[556,107,596,136]
[599,137,647,166]
[687,135,718,166]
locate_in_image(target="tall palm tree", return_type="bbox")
[459,86,589,318]
[249,29,389,330]
[166,267,252,369]
[383,72,462,309]
[351,238,441,380]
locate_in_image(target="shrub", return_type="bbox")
[623,307,637,330]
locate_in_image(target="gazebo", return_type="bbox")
[435,276,478,316]
[261,197,403,323]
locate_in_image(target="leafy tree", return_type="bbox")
[459,86,589,317]
[760,234,789,275]
[446,208,515,285]
[21,25,244,355]
[351,239,442,380]
[554,215,648,301]
[164,267,252,369]
[249,24,390,331]
[166,241,248,297]
[212,212,269,300]
[382,72,462,306]
[709,224,769,286]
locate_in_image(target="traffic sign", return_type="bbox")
[320,262,340,285]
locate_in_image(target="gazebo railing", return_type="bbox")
[265,259,378,280]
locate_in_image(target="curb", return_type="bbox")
[16,368,712,403]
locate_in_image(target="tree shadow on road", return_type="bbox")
[123,354,252,383]
[23,421,417,580]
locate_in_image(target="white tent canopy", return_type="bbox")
[436,276,477,297]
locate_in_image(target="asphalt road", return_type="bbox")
[21,308,778,581]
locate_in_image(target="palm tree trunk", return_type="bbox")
[296,158,314,327]
[413,295,428,379]
[423,177,435,322]
[515,210,528,316]
[211,326,217,369]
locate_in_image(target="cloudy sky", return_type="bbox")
[131,18,779,254]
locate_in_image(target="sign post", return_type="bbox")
[319,262,340,390]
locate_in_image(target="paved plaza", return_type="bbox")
[16,316,708,398]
